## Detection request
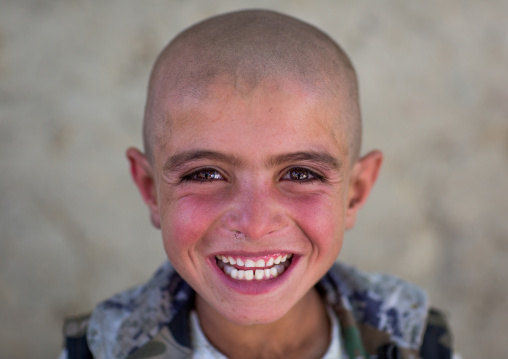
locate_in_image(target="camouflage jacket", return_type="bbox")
[63,261,453,359]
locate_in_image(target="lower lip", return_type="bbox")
[209,256,299,295]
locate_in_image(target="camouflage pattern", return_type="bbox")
[318,264,429,359]
[65,260,443,359]
[86,261,193,359]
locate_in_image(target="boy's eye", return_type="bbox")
[281,167,322,182]
[182,168,224,182]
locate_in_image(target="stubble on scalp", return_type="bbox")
[143,9,362,165]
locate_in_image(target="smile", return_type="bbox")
[215,254,293,280]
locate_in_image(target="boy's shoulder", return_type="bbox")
[63,261,452,359]
[322,262,430,344]
[319,263,430,356]
[85,261,192,359]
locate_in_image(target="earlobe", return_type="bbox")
[345,150,383,230]
[126,147,161,228]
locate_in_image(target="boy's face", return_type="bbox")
[133,77,370,325]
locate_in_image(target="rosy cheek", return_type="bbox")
[286,193,344,251]
[162,191,227,253]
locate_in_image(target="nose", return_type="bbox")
[224,181,286,240]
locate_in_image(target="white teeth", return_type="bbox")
[287,253,293,259]
[217,254,293,280]
[231,268,238,279]
[237,270,245,279]
[220,262,289,280]
[245,270,254,280]
[255,269,264,280]
[224,264,233,275]
[217,254,293,267]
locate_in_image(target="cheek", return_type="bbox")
[159,191,226,259]
[288,192,346,251]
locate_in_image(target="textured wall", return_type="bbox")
[1,0,507,358]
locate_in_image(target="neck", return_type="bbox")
[195,288,330,359]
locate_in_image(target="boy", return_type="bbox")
[62,9,453,359]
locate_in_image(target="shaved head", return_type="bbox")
[143,9,361,163]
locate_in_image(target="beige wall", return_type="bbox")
[1,1,507,357]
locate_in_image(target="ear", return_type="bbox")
[345,150,383,230]
[126,147,161,229]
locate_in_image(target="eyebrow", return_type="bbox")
[267,151,342,170]
[163,150,342,173]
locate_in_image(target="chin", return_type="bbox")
[216,300,295,326]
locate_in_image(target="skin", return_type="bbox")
[143,10,362,164]
[127,10,382,359]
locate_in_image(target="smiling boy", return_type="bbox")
[62,9,453,359]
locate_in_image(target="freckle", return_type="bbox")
[269,107,273,112]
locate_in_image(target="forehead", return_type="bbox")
[154,77,349,165]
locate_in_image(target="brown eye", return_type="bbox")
[282,167,321,182]
[183,168,224,182]
[290,169,311,180]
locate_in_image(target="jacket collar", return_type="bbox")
[317,263,429,357]
[87,261,428,359]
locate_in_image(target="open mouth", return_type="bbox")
[215,254,293,280]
